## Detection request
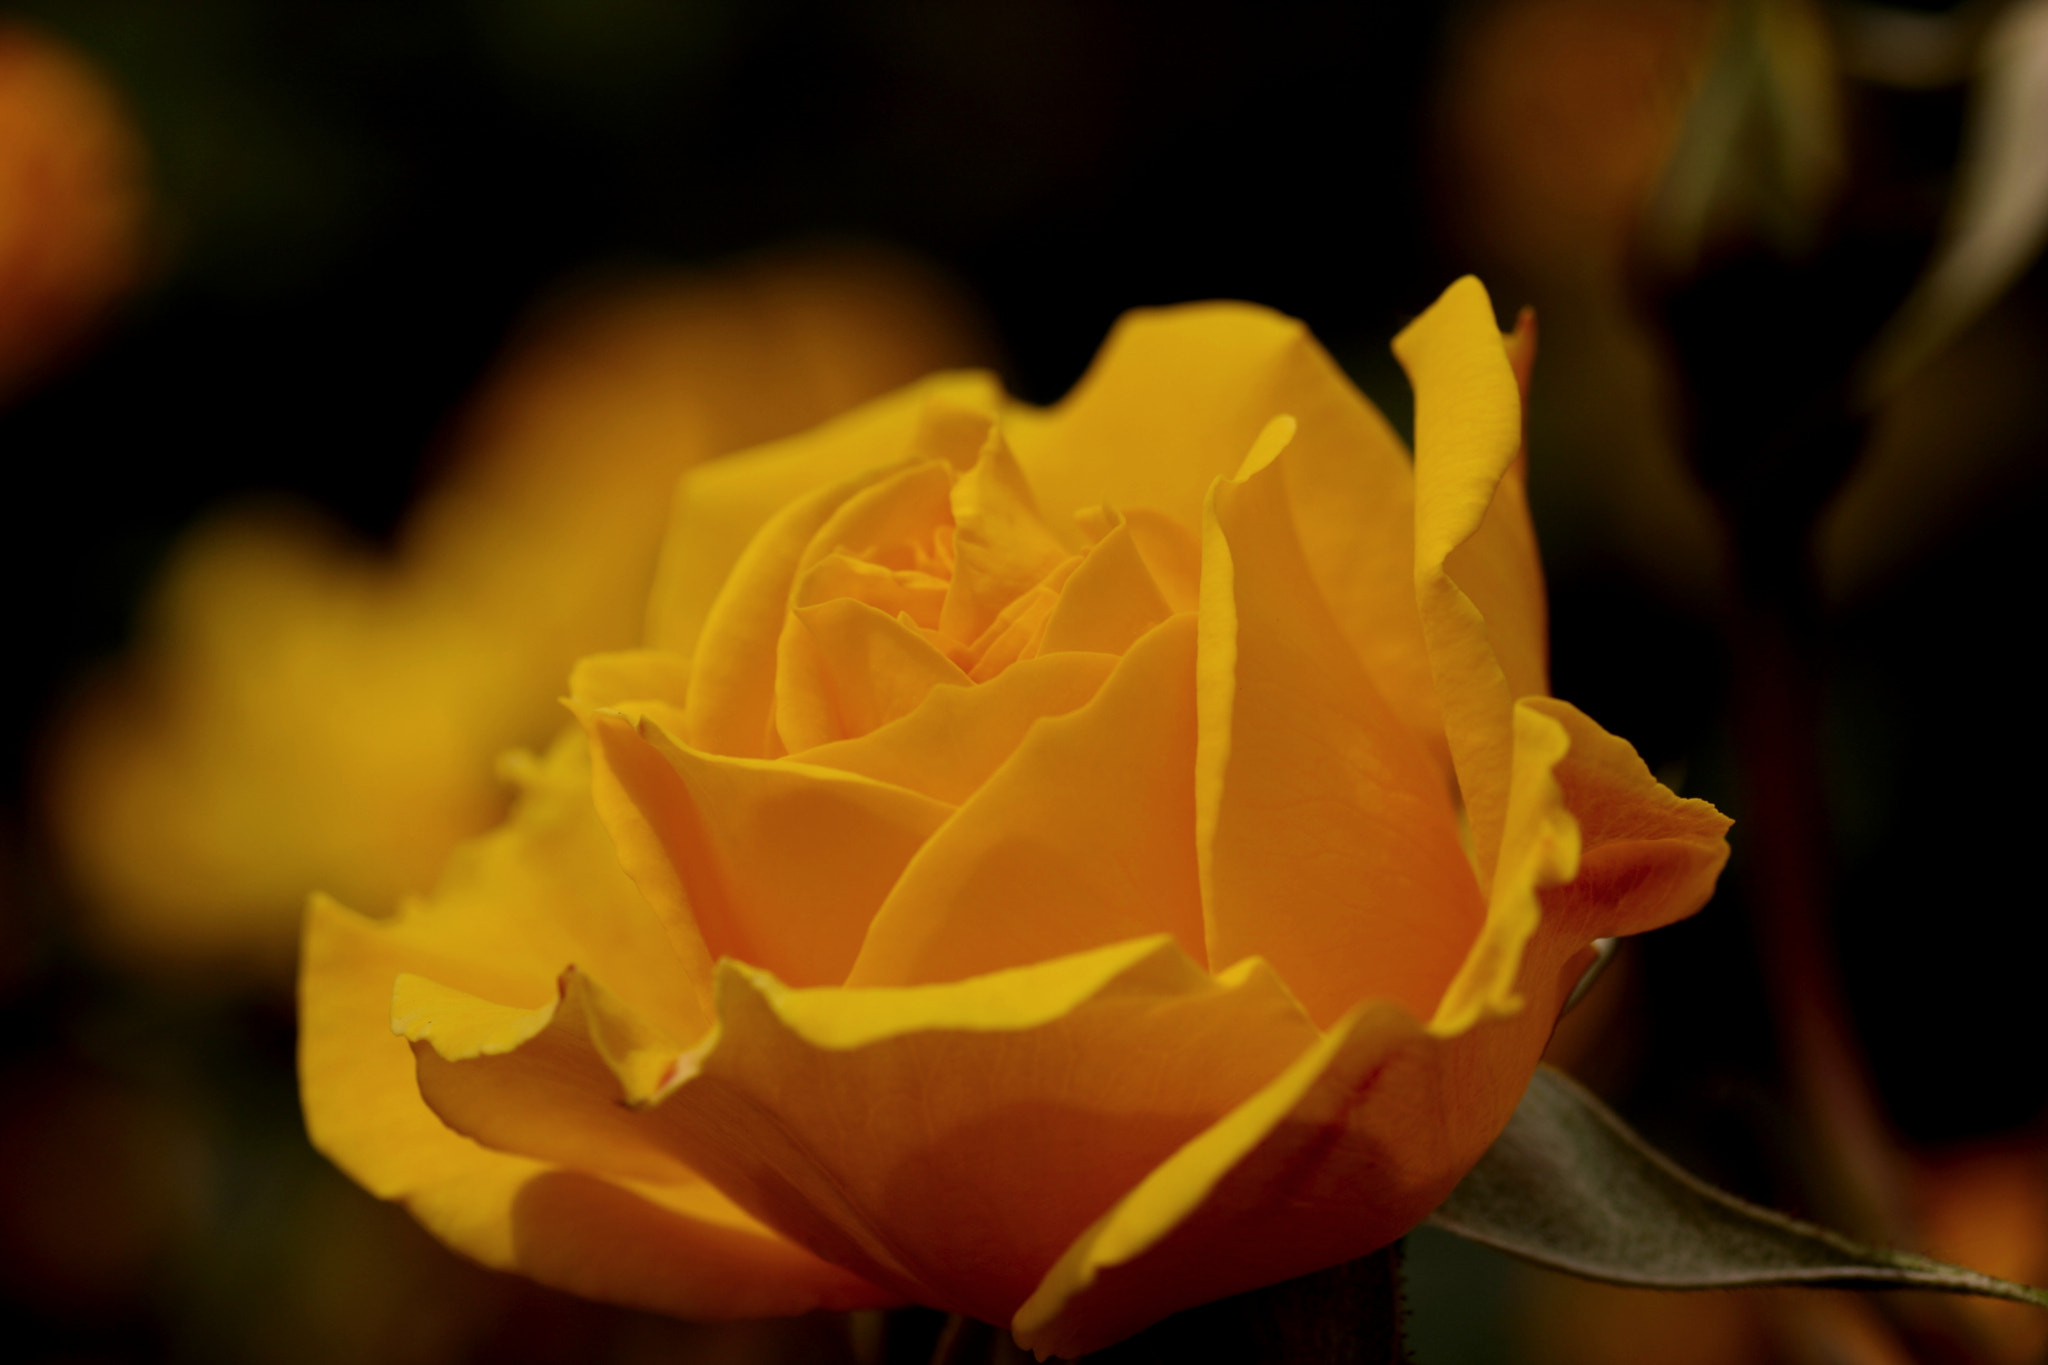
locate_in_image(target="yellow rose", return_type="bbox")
[300,276,1730,1355]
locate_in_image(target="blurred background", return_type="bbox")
[3,1,2047,1361]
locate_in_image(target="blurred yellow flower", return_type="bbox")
[46,250,986,975]
[0,20,146,399]
[300,276,1729,1352]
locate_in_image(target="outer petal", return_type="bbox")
[1524,695,1732,940]
[1006,303,1441,766]
[846,614,1205,987]
[1394,278,1548,887]
[1198,424,1481,1026]
[302,903,888,1318]
[799,650,1116,805]
[1014,694,1730,1357]
[408,934,1320,1328]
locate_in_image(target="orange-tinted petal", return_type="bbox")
[1197,426,1481,1026]
[799,650,1116,805]
[1526,695,1732,941]
[848,614,1206,987]
[652,938,1316,1324]
[301,901,885,1319]
[774,597,973,752]
[1395,277,1548,888]
[578,706,952,988]
[1017,690,1729,1357]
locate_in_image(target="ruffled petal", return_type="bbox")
[1524,695,1732,940]
[578,707,952,988]
[1394,277,1548,888]
[1015,692,1731,1357]
[438,935,1317,1326]
[799,650,1116,805]
[300,897,888,1320]
[847,614,1205,987]
[1197,424,1481,1026]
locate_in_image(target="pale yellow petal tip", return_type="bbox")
[1392,275,1499,359]
[711,933,1193,1054]
[391,972,560,1060]
[1232,414,1297,483]
[1427,702,1582,1038]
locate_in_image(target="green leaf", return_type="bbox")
[1426,1065,2048,1309]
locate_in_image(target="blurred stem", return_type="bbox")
[1079,1244,1409,1364]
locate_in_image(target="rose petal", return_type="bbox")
[1119,508,1203,614]
[774,597,974,752]
[939,426,1073,644]
[1039,514,1175,657]
[567,649,692,710]
[799,650,1117,805]
[412,934,1319,1326]
[669,386,995,758]
[1007,303,1441,767]
[1016,694,1731,1356]
[1523,695,1732,939]
[846,614,1205,987]
[646,372,1001,658]
[302,904,885,1319]
[793,553,948,628]
[1197,422,1482,1026]
[578,706,952,988]
[1394,277,1548,888]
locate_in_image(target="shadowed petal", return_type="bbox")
[1197,424,1481,1026]
[301,897,889,1320]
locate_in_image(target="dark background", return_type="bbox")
[4,2,2046,1362]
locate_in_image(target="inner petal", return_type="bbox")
[775,598,973,752]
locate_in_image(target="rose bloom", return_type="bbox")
[301,277,1730,1356]
[46,252,982,975]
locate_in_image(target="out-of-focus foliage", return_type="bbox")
[44,249,988,977]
